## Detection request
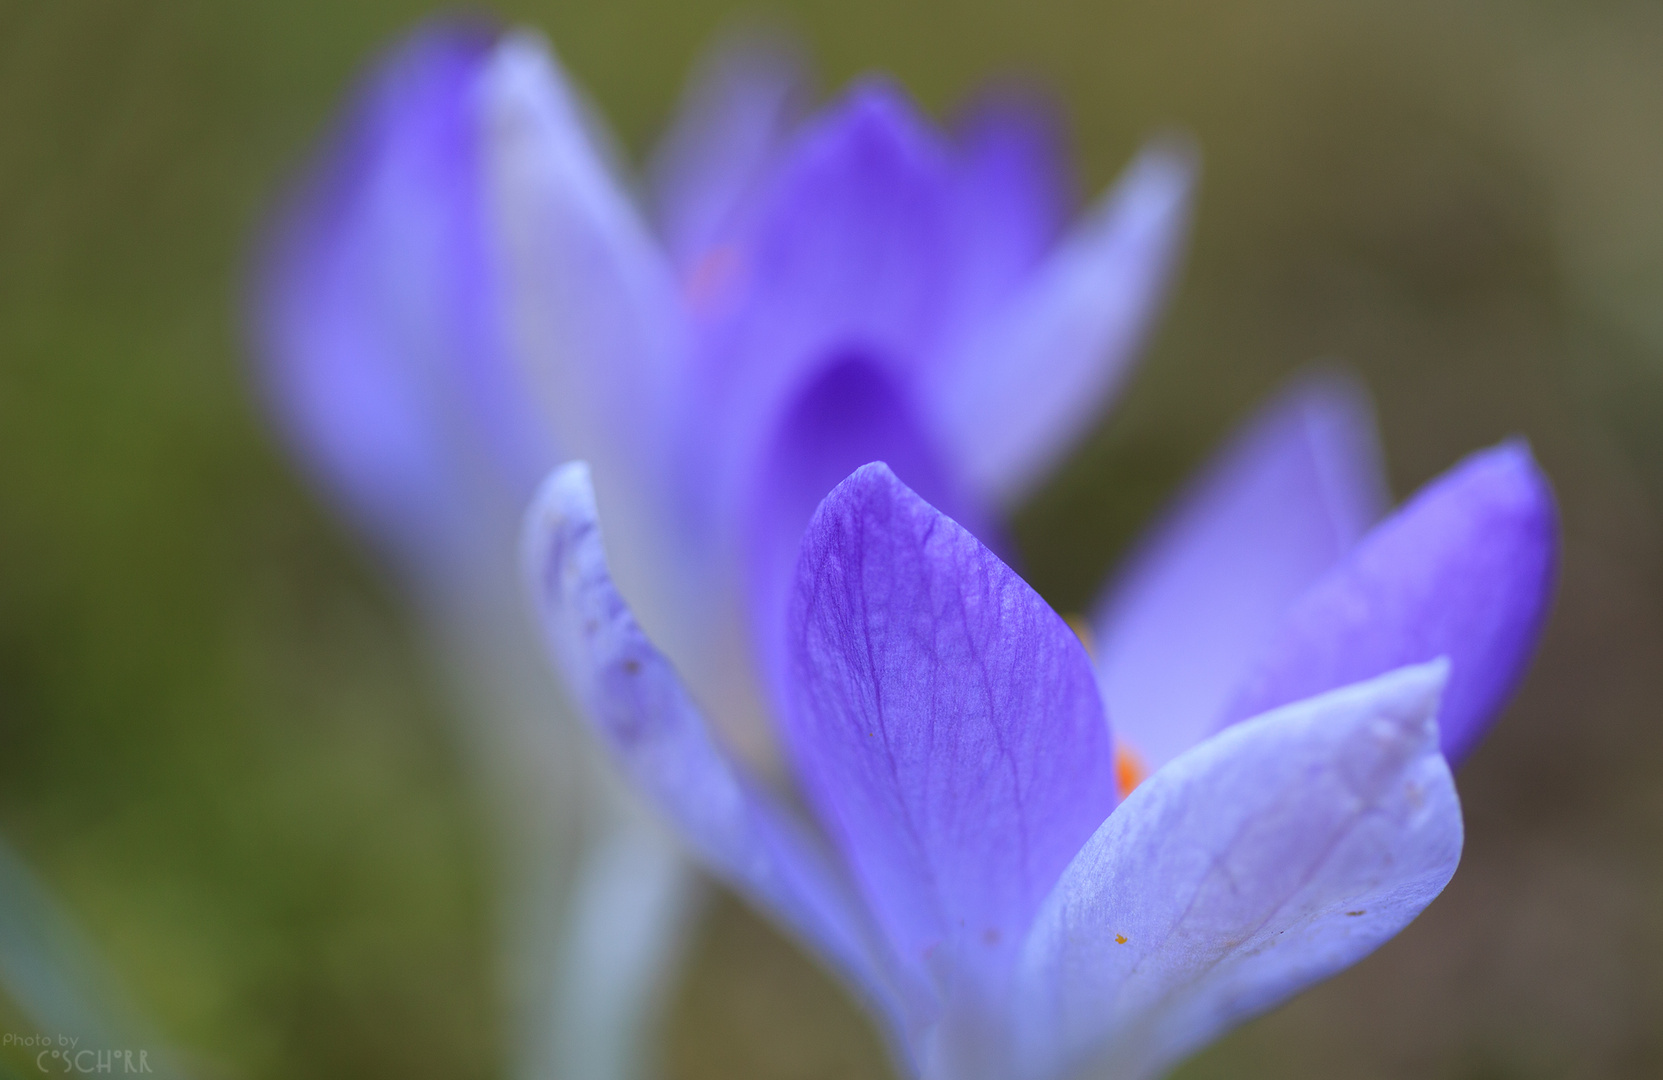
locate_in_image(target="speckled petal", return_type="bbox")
[1015,662,1462,1080]
[523,463,929,1059]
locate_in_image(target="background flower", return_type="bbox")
[248,15,1189,1080]
[1,2,1660,1078]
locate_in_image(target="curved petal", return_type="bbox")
[251,19,552,580]
[785,464,1115,997]
[480,32,685,478]
[1091,372,1388,771]
[648,29,811,271]
[1223,441,1559,765]
[522,463,929,1054]
[934,138,1198,507]
[1015,662,1462,1080]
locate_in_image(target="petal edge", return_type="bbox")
[1016,661,1463,1080]
[522,462,927,1053]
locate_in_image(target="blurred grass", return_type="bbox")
[2,0,1662,1078]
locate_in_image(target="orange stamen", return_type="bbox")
[1115,742,1148,800]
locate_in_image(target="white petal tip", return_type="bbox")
[521,460,597,587]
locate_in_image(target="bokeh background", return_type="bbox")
[3,0,1662,1077]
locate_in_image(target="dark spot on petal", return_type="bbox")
[622,659,641,675]
[982,928,1001,946]
[1346,910,1366,917]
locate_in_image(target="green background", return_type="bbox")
[3,0,1662,1076]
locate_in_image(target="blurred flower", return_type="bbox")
[248,14,1192,1080]
[525,370,1557,1078]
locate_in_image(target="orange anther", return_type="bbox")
[1115,742,1148,800]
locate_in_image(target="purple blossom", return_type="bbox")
[251,19,1193,742]
[249,15,1194,1079]
[524,371,1557,1076]
[251,16,1561,1078]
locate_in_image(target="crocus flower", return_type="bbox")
[524,369,1556,1078]
[250,14,1194,1080]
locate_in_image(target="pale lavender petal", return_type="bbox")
[547,820,701,1080]
[480,34,705,678]
[1223,441,1559,766]
[1091,372,1388,771]
[480,34,685,481]
[522,463,930,1055]
[1015,662,1462,1080]
[933,139,1198,506]
[252,20,554,577]
[647,30,810,271]
[785,464,1115,994]
[941,91,1073,332]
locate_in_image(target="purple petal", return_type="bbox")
[480,34,713,688]
[932,139,1198,506]
[522,463,931,1054]
[647,30,811,271]
[743,360,1005,771]
[681,82,956,528]
[251,19,554,578]
[940,90,1073,335]
[1015,662,1462,1080]
[745,358,978,688]
[1091,372,1388,771]
[1223,441,1559,765]
[785,464,1115,994]
[479,34,686,488]
[708,77,952,346]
